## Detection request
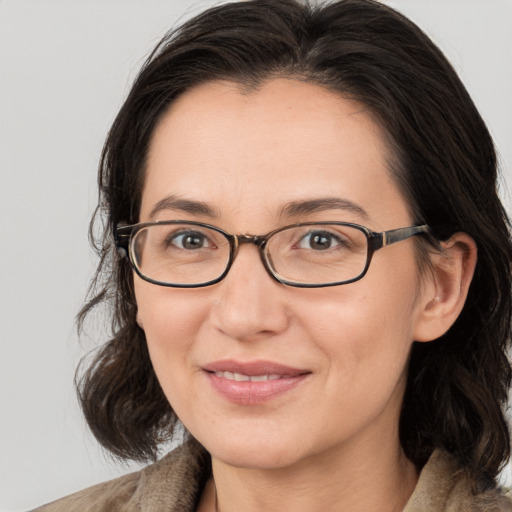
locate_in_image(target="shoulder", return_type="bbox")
[33,439,210,512]
[404,450,512,512]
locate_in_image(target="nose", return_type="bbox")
[210,244,290,342]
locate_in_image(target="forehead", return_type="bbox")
[141,78,410,229]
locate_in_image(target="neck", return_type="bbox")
[209,436,418,512]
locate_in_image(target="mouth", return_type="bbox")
[212,371,282,382]
[202,360,311,405]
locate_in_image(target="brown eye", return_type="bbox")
[166,230,212,250]
[296,230,346,251]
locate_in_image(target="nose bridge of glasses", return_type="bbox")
[229,234,276,280]
[235,234,267,249]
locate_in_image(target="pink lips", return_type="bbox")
[203,360,310,405]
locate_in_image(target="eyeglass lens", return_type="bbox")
[131,223,369,286]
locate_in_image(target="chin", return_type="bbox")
[195,427,309,470]
[212,444,303,470]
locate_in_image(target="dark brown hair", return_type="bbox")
[77,0,512,491]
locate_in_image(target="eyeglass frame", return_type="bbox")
[115,220,432,288]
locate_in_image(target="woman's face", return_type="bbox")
[135,79,429,470]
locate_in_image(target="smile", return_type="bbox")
[203,360,311,405]
[213,371,282,382]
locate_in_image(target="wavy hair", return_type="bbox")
[77,0,512,491]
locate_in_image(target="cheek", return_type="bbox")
[134,283,215,420]
[298,268,420,378]
[134,283,209,366]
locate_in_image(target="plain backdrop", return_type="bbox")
[1,1,511,510]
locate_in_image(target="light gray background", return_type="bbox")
[1,1,511,511]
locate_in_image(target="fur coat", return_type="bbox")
[34,440,511,511]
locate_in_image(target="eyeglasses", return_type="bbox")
[115,221,431,288]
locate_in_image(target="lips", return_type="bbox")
[202,360,310,405]
[212,371,282,382]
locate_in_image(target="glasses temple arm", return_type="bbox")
[369,225,432,250]
[114,226,133,257]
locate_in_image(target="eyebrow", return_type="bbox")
[280,197,370,221]
[149,194,369,222]
[149,195,219,219]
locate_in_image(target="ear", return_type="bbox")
[413,232,477,342]
[136,312,144,330]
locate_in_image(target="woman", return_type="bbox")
[36,0,512,510]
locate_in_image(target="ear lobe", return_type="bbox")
[136,313,144,330]
[413,232,477,343]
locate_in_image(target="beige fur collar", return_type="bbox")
[35,440,511,511]
[404,450,511,512]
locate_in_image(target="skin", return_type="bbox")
[135,78,476,512]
